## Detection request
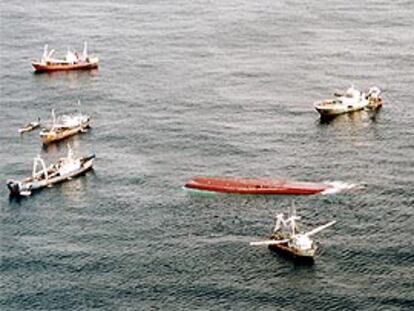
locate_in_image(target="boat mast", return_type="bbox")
[273,213,287,232]
[42,44,48,61]
[290,201,297,235]
[77,100,82,116]
[51,109,56,130]
[82,42,88,61]
[67,143,74,159]
[32,155,48,180]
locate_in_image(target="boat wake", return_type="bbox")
[194,235,255,244]
[322,181,364,195]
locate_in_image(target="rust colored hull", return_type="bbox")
[32,62,98,72]
[184,177,331,195]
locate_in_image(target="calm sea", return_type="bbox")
[1,0,413,310]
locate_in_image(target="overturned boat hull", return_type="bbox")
[184,177,331,195]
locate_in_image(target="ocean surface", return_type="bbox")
[1,0,413,310]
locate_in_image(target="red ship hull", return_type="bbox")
[32,62,98,72]
[185,177,331,195]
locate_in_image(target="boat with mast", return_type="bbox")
[250,205,336,260]
[7,145,95,197]
[32,42,99,73]
[314,86,382,118]
[39,106,90,144]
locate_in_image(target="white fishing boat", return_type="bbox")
[40,108,90,144]
[314,86,382,118]
[7,145,95,197]
[250,206,336,260]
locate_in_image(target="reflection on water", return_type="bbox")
[8,195,23,205]
[318,108,382,127]
[59,170,94,205]
[270,248,316,268]
[41,134,83,155]
[33,69,99,89]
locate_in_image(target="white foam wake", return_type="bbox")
[321,181,363,195]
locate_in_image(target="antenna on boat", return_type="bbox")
[42,44,48,60]
[77,99,81,113]
[33,154,48,180]
[273,213,287,233]
[291,201,296,234]
[47,49,55,58]
[82,42,88,60]
[67,143,74,159]
[288,200,300,235]
[51,109,56,129]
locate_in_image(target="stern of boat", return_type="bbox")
[7,180,21,196]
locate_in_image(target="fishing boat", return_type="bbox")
[40,109,90,144]
[7,145,95,197]
[32,43,99,73]
[184,176,332,195]
[250,207,336,260]
[18,118,41,134]
[314,86,382,118]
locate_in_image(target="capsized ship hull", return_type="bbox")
[184,177,331,195]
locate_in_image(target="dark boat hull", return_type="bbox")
[185,177,330,195]
[32,62,98,73]
[268,243,316,259]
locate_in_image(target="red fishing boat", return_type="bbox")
[184,176,332,195]
[32,43,99,73]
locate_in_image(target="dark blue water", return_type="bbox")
[1,0,413,310]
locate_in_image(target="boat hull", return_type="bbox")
[314,102,367,117]
[32,60,98,72]
[40,122,90,144]
[18,123,40,134]
[7,155,95,197]
[269,243,316,259]
[184,177,330,195]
